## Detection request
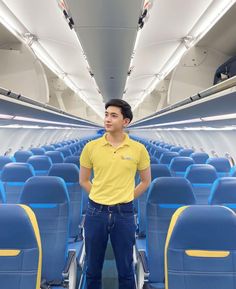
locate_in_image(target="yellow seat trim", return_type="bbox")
[0,250,20,256]
[185,250,230,258]
[164,206,188,289]
[20,205,42,289]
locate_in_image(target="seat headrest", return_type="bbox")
[0,204,39,249]
[27,156,52,170]
[1,163,35,182]
[48,163,79,182]
[20,176,69,204]
[64,156,80,165]
[179,149,194,157]
[160,152,179,164]
[151,164,171,178]
[41,145,55,151]
[190,152,209,164]
[45,151,64,163]
[206,157,231,172]
[209,177,236,204]
[170,146,183,152]
[147,177,196,204]
[14,150,33,162]
[56,147,72,157]
[168,206,236,250]
[150,156,159,164]
[30,148,46,155]
[0,156,13,170]
[169,157,194,171]
[185,164,217,183]
[154,147,169,158]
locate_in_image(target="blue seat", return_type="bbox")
[14,150,33,162]
[179,148,194,157]
[41,145,55,151]
[0,156,13,178]
[140,177,196,289]
[56,147,72,158]
[1,163,35,203]
[138,164,171,236]
[165,205,236,289]
[0,204,41,289]
[19,176,78,287]
[153,147,169,159]
[185,164,218,204]
[190,152,209,164]
[48,163,82,240]
[30,148,46,155]
[150,156,159,164]
[170,146,183,152]
[0,182,6,203]
[169,157,195,176]
[27,155,52,176]
[206,157,231,177]
[208,177,236,211]
[159,152,179,165]
[45,151,64,163]
[64,155,80,168]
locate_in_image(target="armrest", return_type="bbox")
[75,215,86,242]
[62,250,76,279]
[139,250,149,274]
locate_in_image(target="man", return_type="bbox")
[79,99,151,289]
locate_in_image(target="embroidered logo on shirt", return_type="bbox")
[121,155,133,160]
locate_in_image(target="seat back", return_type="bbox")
[153,147,169,159]
[209,177,236,211]
[169,157,195,176]
[179,148,194,157]
[150,156,159,164]
[170,146,183,152]
[45,151,64,163]
[64,155,80,168]
[1,163,35,203]
[20,176,69,281]
[165,206,236,289]
[56,147,72,158]
[14,150,33,162]
[30,148,46,155]
[48,163,82,238]
[190,152,209,164]
[0,156,13,178]
[0,204,41,289]
[206,157,231,176]
[41,145,55,151]
[146,177,196,284]
[185,164,218,204]
[27,156,52,176]
[159,152,179,165]
[138,164,171,235]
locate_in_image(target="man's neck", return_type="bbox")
[106,131,126,146]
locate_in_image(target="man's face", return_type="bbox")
[104,106,130,132]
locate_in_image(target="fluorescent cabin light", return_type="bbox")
[0,114,14,119]
[202,113,236,122]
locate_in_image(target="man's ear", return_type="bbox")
[123,118,130,127]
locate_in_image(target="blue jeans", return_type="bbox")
[84,199,136,289]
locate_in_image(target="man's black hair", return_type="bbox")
[105,99,133,122]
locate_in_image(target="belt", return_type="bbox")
[88,198,133,212]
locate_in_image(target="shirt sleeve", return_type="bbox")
[80,144,93,169]
[137,145,150,170]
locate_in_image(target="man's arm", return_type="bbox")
[79,166,92,194]
[134,166,151,199]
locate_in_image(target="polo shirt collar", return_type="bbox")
[101,133,131,147]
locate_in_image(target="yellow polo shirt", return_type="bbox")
[80,133,150,205]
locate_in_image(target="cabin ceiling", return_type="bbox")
[0,0,236,121]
